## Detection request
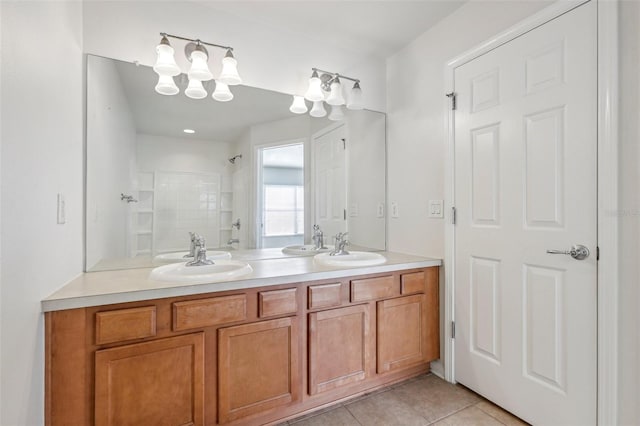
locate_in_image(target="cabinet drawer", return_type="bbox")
[350,276,397,302]
[401,272,426,295]
[308,283,342,309]
[259,288,298,318]
[95,306,156,345]
[173,294,246,331]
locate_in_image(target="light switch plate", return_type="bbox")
[428,200,444,218]
[350,203,359,217]
[57,193,66,224]
[391,202,399,218]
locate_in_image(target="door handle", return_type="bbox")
[546,244,590,260]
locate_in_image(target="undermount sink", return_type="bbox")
[153,250,231,265]
[281,245,334,255]
[313,251,386,267]
[149,259,252,284]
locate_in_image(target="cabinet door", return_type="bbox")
[377,292,438,374]
[308,304,372,395]
[218,317,299,423]
[95,333,204,426]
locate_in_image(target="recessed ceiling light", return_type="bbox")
[183,129,195,134]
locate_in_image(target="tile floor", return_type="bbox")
[284,374,529,426]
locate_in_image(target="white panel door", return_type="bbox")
[454,3,597,425]
[313,125,346,240]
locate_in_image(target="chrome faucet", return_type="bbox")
[330,232,350,256]
[227,238,239,245]
[184,232,198,258]
[312,225,326,250]
[186,236,214,266]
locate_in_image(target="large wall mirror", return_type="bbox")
[86,55,386,272]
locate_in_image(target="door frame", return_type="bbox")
[254,138,307,249]
[442,1,619,424]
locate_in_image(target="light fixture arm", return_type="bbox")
[311,67,360,84]
[160,32,234,52]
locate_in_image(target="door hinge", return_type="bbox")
[597,246,600,261]
[451,207,457,225]
[446,92,457,110]
[344,209,347,220]
[451,321,456,339]
[341,138,346,150]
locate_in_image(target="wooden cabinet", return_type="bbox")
[94,333,204,426]
[46,266,439,426]
[308,304,372,395]
[218,317,300,423]
[377,274,440,373]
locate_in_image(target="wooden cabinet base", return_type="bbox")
[45,267,439,426]
[218,317,300,423]
[95,333,204,426]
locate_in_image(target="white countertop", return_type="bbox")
[42,251,441,312]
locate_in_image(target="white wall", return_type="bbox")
[82,1,387,112]
[136,133,233,176]
[618,1,640,423]
[86,55,137,270]
[386,0,550,258]
[0,2,84,425]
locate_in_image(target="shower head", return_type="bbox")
[229,154,242,164]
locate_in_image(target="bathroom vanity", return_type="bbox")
[44,252,440,426]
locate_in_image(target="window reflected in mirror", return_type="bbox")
[259,143,305,248]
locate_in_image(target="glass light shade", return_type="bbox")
[328,105,344,121]
[219,52,242,85]
[347,82,364,110]
[154,43,181,77]
[212,81,234,102]
[289,96,308,114]
[309,101,327,118]
[184,78,207,99]
[326,80,345,105]
[188,49,213,81]
[304,72,324,101]
[154,74,179,95]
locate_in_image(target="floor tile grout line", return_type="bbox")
[425,399,482,425]
[473,401,518,426]
[342,403,364,425]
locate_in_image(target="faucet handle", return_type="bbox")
[335,232,348,242]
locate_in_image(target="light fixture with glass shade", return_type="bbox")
[153,36,181,77]
[310,101,327,118]
[213,81,234,102]
[347,81,364,110]
[219,50,242,85]
[289,96,308,114]
[186,42,213,81]
[293,68,362,118]
[326,77,346,106]
[155,74,180,96]
[184,79,207,99]
[328,105,345,121]
[153,32,242,102]
[304,70,324,101]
